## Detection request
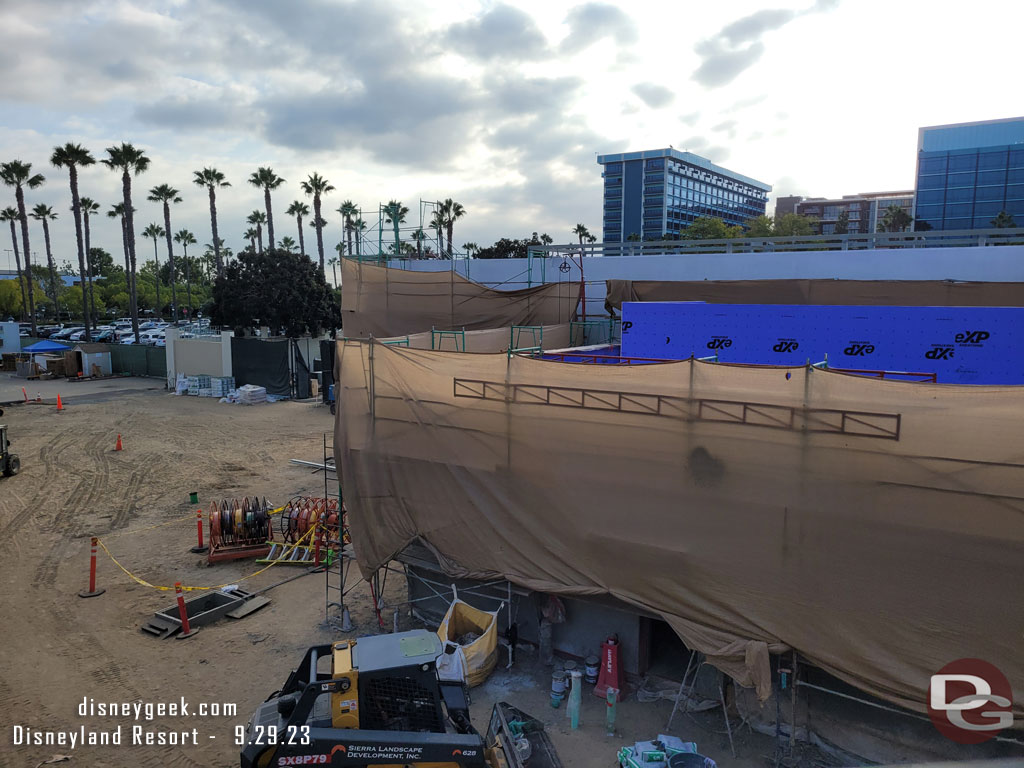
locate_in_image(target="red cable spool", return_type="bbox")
[209,500,221,543]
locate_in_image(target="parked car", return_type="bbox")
[115,329,136,344]
[37,324,62,338]
[93,329,115,342]
[138,330,164,346]
[51,326,84,341]
[139,321,159,331]
[69,329,88,341]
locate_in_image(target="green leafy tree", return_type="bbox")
[286,200,310,257]
[681,217,743,239]
[0,160,44,333]
[0,206,27,319]
[878,205,912,233]
[30,203,59,314]
[103,142,149,340]
[0,278,23,317]
[193,167,230,275]
[89,247,116,278]
[834,210,850,235]
[745,215,774,237]
[300,173,334,271]
[174,229,197,317]
[51,142,95,337]
[382,200,408,260]
[337,200,357,259]
[774,212,817,237]
[247,210,267,253]
[626,232,642,242]
[991,210,1016,228]
[439,198,466,258]
[248,166,285,249]
[142,223,165,315]
[212,248,340,336]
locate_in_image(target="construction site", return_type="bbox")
[2,236,1023,768]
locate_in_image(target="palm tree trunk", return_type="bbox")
[119,217,131,317]
[162,201,177,324]
[184,245,192,318]
[416,237,422,260]
[122,171,140,341]
[152,237,162,316]
[346,219,353,259]
[15,189,37,336]
[314,196,325,271]
[296,214,305,257]
[83,211,96,327]
[332,262,338,288]
[393,222,400,259]
[208,186,222,275]
[257,225,263,253]
[7,219,27,322]
[42,219,58,319]
[446,222,453,259]
[68,165,90,340]
[264,188,275,250]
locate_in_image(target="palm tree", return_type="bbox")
[173,229,197,318]
[352,218,366,256]
[0,161,44,335]
[572,223,591,322]
[991,210,1017,228]
[147,183,182,324]
[103,143,149,340]
[540,233,553,246]
[462,241,478,259]
[107,204,132,299]
[382,200,408,260]
[440,198,466,258]
[0,207,27,320]
[80,197,100,325]
[279,236,297,253]
[30,204,59,316]
[429,209,446,259]
[299,173,334,271]
[193,167,230,275]
[243,228,259,252]
[328,255,340,288]
[338,200,358,259]
[142,223,165,316]
[51,142,95,338]
[412,228,428,259]
[248,167,285,249]
[247,210,267,252]
[286,200,310,257]
[879,205,913,233]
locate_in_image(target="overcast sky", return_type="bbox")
[0,0,1019,272]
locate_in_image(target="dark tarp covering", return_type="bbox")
[292,339,310,399]
[231,337,289,395]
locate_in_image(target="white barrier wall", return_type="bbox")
[386,244,1024,317]
[164,330,233,388]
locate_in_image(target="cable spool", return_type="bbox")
[209,500,221,542]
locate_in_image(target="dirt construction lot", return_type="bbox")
[0,381,773,768]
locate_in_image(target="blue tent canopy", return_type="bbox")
[23,340,71,353]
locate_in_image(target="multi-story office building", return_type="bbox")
[792,191,915,234]
[914,116,1024,231]
[597,148,770,241]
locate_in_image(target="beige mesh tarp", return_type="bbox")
[605,278,1024,311]
[380,324,571,353]
[334,341,1024,718]
[342,258,581,338]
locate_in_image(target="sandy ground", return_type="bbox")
[0,378,780,768]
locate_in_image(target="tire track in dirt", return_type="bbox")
[0,426,78,541]
[110,470,144,531]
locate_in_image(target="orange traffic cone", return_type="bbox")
[115,434,123,451]
[56,394,64,412]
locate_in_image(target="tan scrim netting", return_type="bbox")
[334,341,1024,717]
[379,324,571,353]
[605,278,1024,311]
[342,258,581,338]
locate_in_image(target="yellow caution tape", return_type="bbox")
[94,519,317,592]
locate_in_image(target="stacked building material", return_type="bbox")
[238,384,267,404]
[210,376,235,397]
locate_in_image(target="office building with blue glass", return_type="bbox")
[914,117,1024,231]
[597,148,771,242]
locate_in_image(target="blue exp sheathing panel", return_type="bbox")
[619,302,1024,384]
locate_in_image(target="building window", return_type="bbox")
[823,205,839,218]
[948,153,978,172]
[919,156,947,174]
[946,172,976,187]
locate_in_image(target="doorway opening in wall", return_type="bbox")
[640,617,693,681]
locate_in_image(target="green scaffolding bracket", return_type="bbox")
[510,325,543,351]
[382,336,410,347]
[570,319,616,346]
[431,327,466,351]
[508,345,542,360]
